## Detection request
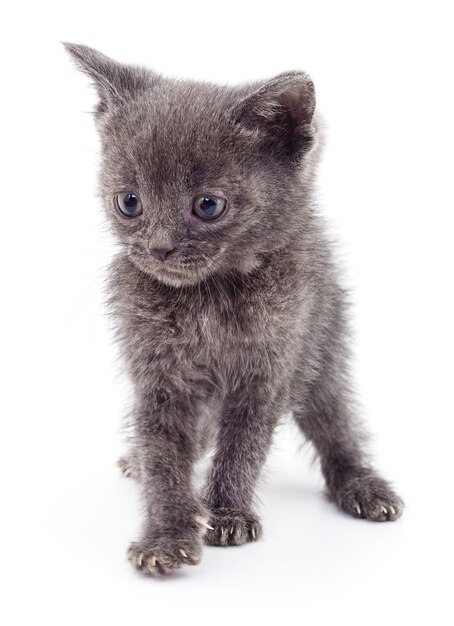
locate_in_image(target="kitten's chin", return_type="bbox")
[154,270,198,288]
[129,255,208,288]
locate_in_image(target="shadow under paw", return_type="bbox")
[204,508,262,546]
[334,473,404,522]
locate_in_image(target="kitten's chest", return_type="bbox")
[116,265,302,380]
[163,275,296,361]
[165,289,263,349]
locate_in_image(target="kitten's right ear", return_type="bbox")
[63,43,156,117]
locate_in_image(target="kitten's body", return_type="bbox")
[66,44,403,576]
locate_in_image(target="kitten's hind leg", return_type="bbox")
[292,373,404,522]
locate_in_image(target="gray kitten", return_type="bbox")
[65,44,403,577]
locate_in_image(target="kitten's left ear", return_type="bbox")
[63,43,156,117]
[232,71,316,160]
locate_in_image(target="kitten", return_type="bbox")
[65,43,403,577]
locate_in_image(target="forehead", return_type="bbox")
[104,80,244,193]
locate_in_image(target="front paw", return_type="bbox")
[128,531,202,577]
[204,508,263,546]
[333,473,404,522]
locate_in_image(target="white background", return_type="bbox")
[1,1,453,624]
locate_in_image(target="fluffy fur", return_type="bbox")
[65,43,403,577]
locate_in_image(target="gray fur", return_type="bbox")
[64,43,403,577]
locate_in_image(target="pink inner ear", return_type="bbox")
[275,82,315,127]
[243,80,315,130]
[278,85,312,126]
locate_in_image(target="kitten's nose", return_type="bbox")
[150,246,175,262]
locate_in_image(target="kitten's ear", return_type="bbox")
[232,72,316,159]
[63,43,156,116]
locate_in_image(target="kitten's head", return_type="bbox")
[65,44,320,287]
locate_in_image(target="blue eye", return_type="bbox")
[116,192,142,217]
[193,195,226,220]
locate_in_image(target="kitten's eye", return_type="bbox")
[193,195,226,220]
[116,193,142,218]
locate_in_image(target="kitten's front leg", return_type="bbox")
[127,392,209,577]
[203,380,284,547]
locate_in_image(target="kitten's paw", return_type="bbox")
[127,534,202,577]
[118,456,138,479]
[204,508,262,546]
[334,474,404,522]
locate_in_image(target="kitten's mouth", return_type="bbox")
[129,244,226,287]
[130,253,203,286]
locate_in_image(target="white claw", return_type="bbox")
[355,504,362,515]
[194,515,214,531]
[230,526,234,535]
[381,506,388,515]
[148,556,157,572]
[123,468,132,477]
[179,548,188,558]
[137,553,144,567]
[390,505,396,515]
[251,526,256,539]
[127,549,133,560]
